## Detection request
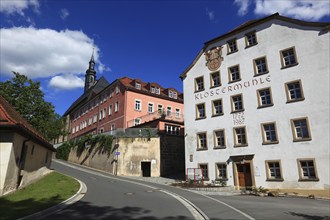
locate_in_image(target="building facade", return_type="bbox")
[63,55,184,140]
[0,96,56,195]
[181,13,329,192]
[60,55,185,177]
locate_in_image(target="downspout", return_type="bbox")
[17,137,31,188]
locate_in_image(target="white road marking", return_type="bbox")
[54,160,208,220]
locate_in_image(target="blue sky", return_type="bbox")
[1,0,329,115]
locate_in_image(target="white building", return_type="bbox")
[181,13,329,193]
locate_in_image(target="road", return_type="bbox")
[50,160,330,220]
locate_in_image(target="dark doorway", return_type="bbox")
[141,162,151,177]
[236,163,252,189]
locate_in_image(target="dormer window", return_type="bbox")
[169,90,177,99]
[155,87,160,94]
[135,82,141,90]
[150,86,155,93]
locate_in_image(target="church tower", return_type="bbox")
[84,49,96,92]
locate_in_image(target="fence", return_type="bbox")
[102,128,159,138]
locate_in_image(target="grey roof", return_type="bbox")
[63,76,109,116]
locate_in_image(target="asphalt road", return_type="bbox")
[50,160,330,220]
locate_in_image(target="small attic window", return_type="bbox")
[155,87,160,94]
[169,90,177,99]
[150,86,155,93]
[135,82,141,90]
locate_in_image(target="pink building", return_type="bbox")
[64,54,184,140]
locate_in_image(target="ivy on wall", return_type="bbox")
[56,134,114,161]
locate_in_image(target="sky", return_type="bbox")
[1,0,329,116]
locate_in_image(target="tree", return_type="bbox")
[0,72,64,141]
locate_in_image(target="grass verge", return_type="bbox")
[0,171,80,220]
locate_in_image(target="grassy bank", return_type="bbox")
[0,171,80,220]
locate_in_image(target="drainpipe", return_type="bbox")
[16,137,31,188]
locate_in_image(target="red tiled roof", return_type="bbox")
[119,76,183,101]
[0,95,55,151]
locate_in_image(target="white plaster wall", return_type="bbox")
[0,142,13,195]
[183,20,329,189]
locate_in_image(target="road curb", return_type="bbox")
[18,177,87,220]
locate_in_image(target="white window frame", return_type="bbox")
[135,99,142,111]
[148,102,154,113]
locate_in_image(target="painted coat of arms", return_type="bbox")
[205,47,223,71]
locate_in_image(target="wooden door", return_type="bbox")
[237,163,252,189]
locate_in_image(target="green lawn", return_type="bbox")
[0,171,80,220]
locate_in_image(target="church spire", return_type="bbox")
[84,48,97,92]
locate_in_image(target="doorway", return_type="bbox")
[236,163,252,190]
[141,162,151,177]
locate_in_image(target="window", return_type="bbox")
[135,100,142,111]
[210,71,221,88]
[227,39,238,54]
[216,163,227,179]
[261,122,278,144]
[245,31,257,47]
[195,76,204,92]
[103,108,106,118]
[253,56,268,75]
[116,86,120,94]
[231,94,244,112]
[165,124,180,135]
[158,104,164,114]
[148,103,154,113]
[72,127,76,134]
[266,161,283,181]
[110,89,114,98]
[228,65,241,83]
[233,126,248,147]
[167,106,172,117]
[115,101,119,112]
[212,99,223,116]
[199,164,209,179]
[297,159,318,181]
[196,103,206,119]
[280,47,298,68]
[169,90,177,99]
[155,87,160,94]
[109,105,112,115]
[214,129,226,148]
[134,118,141,126]
[135,82,141,89]
[175,108,181,118]
[197,132,207,150]
[150,86,155,93]
[88,117,92,126]
[285,80,304,103]
[257,87,273,108]
[99,111,103,120]
[111,124,115,130]
[291,117,311,141]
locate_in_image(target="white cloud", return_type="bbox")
[0,0,40,16]
[234,0,251,16]
[234,0,330,21]
[254,0,330,21]
[206,8,215,21]
[49,74,84,90]
[0,27,109,90]
[60,8,69,20]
